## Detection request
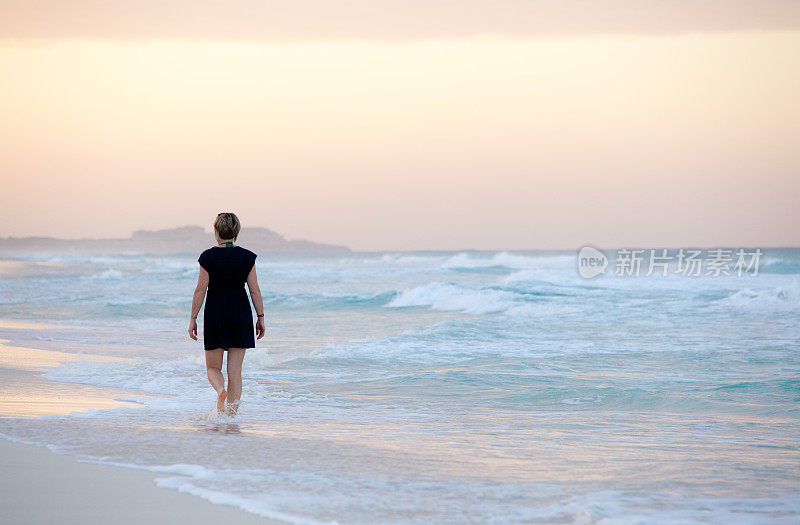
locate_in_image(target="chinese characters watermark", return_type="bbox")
[577,246,762,279]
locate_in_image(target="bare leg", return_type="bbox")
[225,348,246,416]
[205,348,227,411]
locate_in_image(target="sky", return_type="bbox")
[0,1,798,251]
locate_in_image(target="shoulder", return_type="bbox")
[238,246,257,259]
[198,248,215,266]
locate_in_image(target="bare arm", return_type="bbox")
[191,266,210,318]
[247,264,266,340]
[246,264,264,316]
[188,266,209,340]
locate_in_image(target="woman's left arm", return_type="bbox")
[188,266,209,340]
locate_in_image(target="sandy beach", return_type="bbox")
[0,328,288,525]
[0,438,286,525]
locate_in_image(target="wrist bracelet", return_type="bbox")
[257,314,264,317]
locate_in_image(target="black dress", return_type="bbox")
[198,245,258,351]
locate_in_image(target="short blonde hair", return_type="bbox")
[214,212,241,240]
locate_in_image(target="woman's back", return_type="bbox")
[198,246,257,288]
[198,245,258,351]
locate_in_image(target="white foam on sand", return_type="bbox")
[0,435,290,525]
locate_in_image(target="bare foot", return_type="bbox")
[216,389,227,412]
[225,399,240,418]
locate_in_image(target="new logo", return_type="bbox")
[577,246,608,278]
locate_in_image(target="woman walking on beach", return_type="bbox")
[188,212,265,416]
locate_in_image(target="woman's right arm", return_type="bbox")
[246,265,266,339]
[188,266,209,340]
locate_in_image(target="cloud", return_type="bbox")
[1,0,799,42]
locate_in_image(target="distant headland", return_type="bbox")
[0,226,351,254]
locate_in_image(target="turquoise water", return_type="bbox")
[0,249,798,523]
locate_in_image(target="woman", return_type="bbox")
[188,212,266,416]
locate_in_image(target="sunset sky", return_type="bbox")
[1,1,798,251]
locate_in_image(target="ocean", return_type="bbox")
[0,248,798,524]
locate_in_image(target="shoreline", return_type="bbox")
[0,436,288,525]
[0,328,292,525]
[0,337,155,418]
